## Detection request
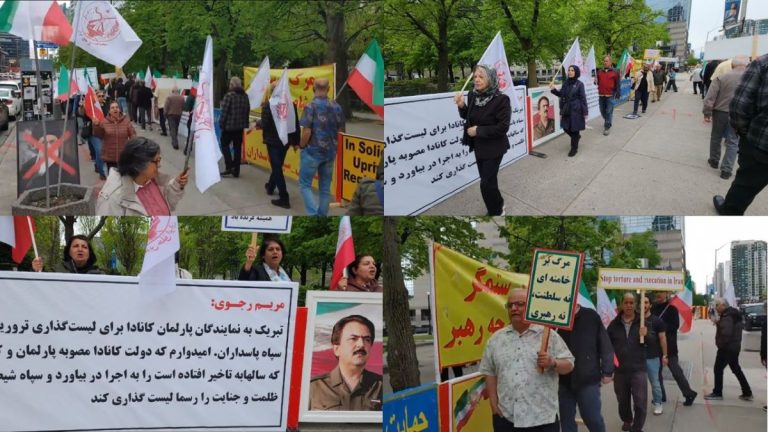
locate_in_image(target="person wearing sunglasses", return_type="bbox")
[96,137,189,215]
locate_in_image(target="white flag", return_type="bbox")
[269,68,296,145]
[477,31,521,109]
[596,287,617,328]
[145,65,153,88]
[0,216,15,248]
[71,1,142,68]
[561,37,585,78]
[582,45,597,86]
[138,216,180,298]
[193,35,222,193]
[247,56,271,109]
[724,279,737,308]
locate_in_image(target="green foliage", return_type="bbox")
[384,78,440,97]
[687,53,699,67]
[97,217,149,275]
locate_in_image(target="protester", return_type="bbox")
[651,64,666,102]
[651,292,698,407]
[238,237,291,281]
[299,78,345,216]
[137,80,154,131]
[690,64,703,97]
[453,64,510,215]
[347,155,384,215]
[164,88,185,150]
[93,100,136,173]
[115,77,127,114]
[78,94,107,180]
[641,296,668,415]
[711,59,733,83]
[96,137,188,216]
[550,65,588,157]
[702,60,721,96]
[596,55,621,136]
[558,304,614,432]
[338,255,381,293]
[309,315,383,411]
[712,53,768,215]
[31,235,104,274]
[632,64,654,115]
[175,251,192,279]
[607,293,648,432]
[479,288,575,432]
[703,56,748,180]
[258,82,299,208]
[219,76,250,178]
[154,80,170,136]
[183,88,196,155]
[664,68,678,93]
[533,96,555,140]
[704,297,753,401]
[129,78,141,123]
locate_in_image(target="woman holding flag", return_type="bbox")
[339,255,381,293]
[31,235,104,274]
[550,65,588,157]
[238,237,291,282]
[94,100,136,173]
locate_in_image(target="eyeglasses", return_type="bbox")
[506,301,526,309]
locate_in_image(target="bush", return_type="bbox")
[385,78,440,98]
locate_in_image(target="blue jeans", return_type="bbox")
[559,383,606,432]
[646,358,662,404]
[299,150,334,216]
[267,144,289,201]
[598,96,614,130]
[117,97,128,115]
[88,135,105,177]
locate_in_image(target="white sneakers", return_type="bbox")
[653,403,663,415]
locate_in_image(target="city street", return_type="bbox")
[423,74,768,216]
[385,319,767,431]
[0,113,382,215]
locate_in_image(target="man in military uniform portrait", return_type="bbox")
[309,314,383,411]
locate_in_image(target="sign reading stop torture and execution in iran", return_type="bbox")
[597,268,685,291]
[0,272,298,432]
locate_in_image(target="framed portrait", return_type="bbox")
[300,291,383,423]
[528,88,561,147]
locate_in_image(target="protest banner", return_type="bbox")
[384,87,528,215]
[446,373,492,432]
[430,242,529,372]
[337,133,383,201]
[0,272,299,432]
[221,216,293,234]
[243,64,335,118]
[525,248,584,330]
[300,291,383,423]
[618,79,632,104]
[383,383,439,432]
[597,268,685,292]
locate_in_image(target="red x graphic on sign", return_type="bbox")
[21,130,76,180]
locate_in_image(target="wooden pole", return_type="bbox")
[639,289,645,344]
[538,327,551,373]
[249,232,258,248]
[27,217,38,258]
[459,72,474,93]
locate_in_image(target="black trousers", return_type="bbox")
[158,108,167,134]
[492,415,559,432]
[721,143,768,215]
[614,371,647,432]
[633,89,649,114]
[692,82,703,95]
[564,129,580,150]
[659,355,696,400]
[665,80,677,92]
[713,348,752,396]
[220,130,243,177]
[476,155,504,216]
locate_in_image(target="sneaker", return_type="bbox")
[653,403,663,415]
[708,159,719,169]
[704,392,723,400]
[720,171,731,180]
[683,392,697,406]
[603,129,610,136]
[738,394,753,401]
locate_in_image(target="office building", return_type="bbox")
[617,216,685,270]
[730,240,768,303]
[645,0,692,61]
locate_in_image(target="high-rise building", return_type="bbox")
[730,240,768,303]
[645,0,692,61]
[714,260,732,298]
[617,216,685,270]
[0,33,29,70]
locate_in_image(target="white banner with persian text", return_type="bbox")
[384,87,528,215]
[0,272,298,432]
[221,216,293,233]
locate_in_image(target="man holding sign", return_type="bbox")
[479,288,574,432]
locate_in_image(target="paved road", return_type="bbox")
[385,319,767,431]
[0,113,382,215]
[424,73,768,215]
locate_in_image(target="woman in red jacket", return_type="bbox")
[93,100,136,173]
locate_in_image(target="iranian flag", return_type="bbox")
[0,216,37,264]
[348,39,384,118]
[577,280,596,310]
[145,66,155,89]
[616,48,635,78]
[454,377,488,432]
[330,216,355,290]
[576,281,616,327]
[670,274,694,333]
[84,85,105,122]
[56,65,77,101]
[0,0,72,46]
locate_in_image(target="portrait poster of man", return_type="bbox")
[16,119,80,196]
[724,0,740,26]
[300,291,383,423]
[529,88,560,146]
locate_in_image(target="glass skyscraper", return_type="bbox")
[645,0,693,23]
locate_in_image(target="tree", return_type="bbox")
[98,217,148,275]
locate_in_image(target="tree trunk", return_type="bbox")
[527,61,539,87]
[383,217,420,391]
[448,63,454,84]
[300,264,308,286]
[326,6,351,118]
[59,216,76,241]
[436,18,449,91]
[321,260,328,289]
[214,53,228,107]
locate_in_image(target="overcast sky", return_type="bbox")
[689,0,768,55]
[685,217,768,294]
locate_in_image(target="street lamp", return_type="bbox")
[706,26,723,42]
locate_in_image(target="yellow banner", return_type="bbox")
[450,374,492,432]
[243,128,338,194]
[243,64,335,117]
[526,249,583,329]
[338,133,383,201]
[432,243,529,369]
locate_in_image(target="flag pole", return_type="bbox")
[60,1,83,196]
[32,40,51,209]
[26,217,38,258]
[459,73,474,93]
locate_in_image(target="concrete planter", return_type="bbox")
[12,183,92,215]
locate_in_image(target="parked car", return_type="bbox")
[0,87,21,118]
[740,302,766,331]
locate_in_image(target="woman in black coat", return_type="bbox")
[453,64,511,216]
[550,65,588,157]
[238,237,291,282]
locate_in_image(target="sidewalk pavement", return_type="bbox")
[424,73,768,215]
[0,113,382,215]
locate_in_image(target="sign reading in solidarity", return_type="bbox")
[338,133,383,201]
[525,248,584,330]
[431,243,529,371]
[0,272,298,432]
[597,268,685,291]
